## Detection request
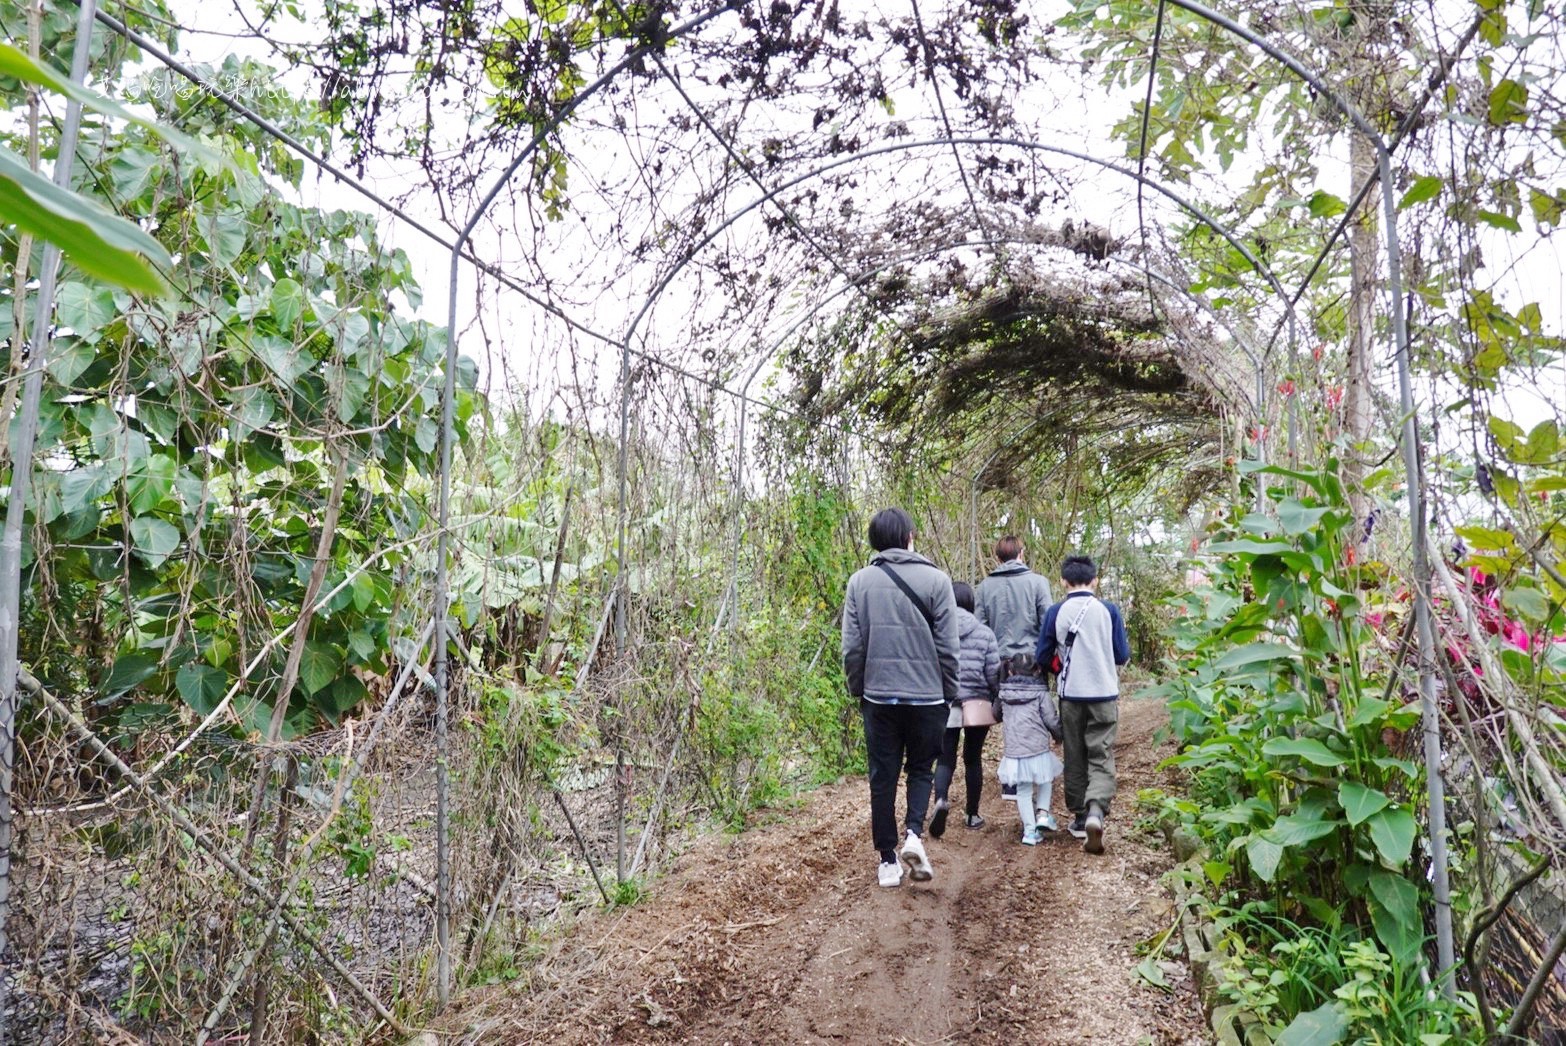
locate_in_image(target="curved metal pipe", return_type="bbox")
[613,135,1302,592]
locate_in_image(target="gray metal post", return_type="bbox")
[1379,148,1456,989]
[0,2,98,1034]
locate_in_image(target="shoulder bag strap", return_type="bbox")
[875,561,936,636]
[1056,597,1096,694]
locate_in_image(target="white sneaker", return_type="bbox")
[900,831,934,882]
[1084,804,1105,855]
[878,860,904,888]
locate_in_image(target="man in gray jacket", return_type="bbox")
[842,507,960,888]
[975,536,1054,663]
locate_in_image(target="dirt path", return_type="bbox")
[437,695,1208,1044]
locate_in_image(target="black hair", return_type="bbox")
[952,580,975,612]
[868,507,914,551]
[1060,554,1097,587]
[1007,652,1041,677]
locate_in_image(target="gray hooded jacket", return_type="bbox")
[975,560,1054,659]
[841,547,960,704]
[997,674,1060,760]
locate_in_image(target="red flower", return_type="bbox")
[1250,424,1269,442]
[1344,546,1358,566]
[1325,385,1344,410]
[1277,379,1297,397]
[1313,343,1325,361]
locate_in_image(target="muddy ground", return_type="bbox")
[431,694,1209,1045]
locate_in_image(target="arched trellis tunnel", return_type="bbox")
[4,0,1564,1039]
[417,0,1450,1004]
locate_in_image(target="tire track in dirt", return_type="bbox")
[435,696,1207,1044]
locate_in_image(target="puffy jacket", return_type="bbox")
[998,675,1060,759]
[955,608,1000,702]
[841,547,960,703]
[975,561,1054,659]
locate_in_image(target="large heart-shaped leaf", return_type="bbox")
[176,662,229,715]
[1367,806,1416,866]
[129,515,181,568]
[1338,781,1390,826]
[298,641,343,696]
[1368,871,1422,964]
[1275,1001,1348,1045]
[1261,737,1347,767]
[127,453,178,514]
[253,333,312,385]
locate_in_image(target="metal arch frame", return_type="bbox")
[614,134,1303,619]
[716,235,1263,639]
[429,1,735,1001]
[71,0,1451,1006]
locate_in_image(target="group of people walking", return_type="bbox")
[840,507,1131,888]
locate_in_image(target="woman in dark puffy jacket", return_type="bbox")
[929,581,1000,836]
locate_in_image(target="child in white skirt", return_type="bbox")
[996,654,1063,844]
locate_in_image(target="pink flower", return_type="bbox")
[1365,612,1385,628]
[1502,621,1531,652]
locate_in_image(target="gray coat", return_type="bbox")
[841,547,960,703]
[998,675,1060,759]
[956,608,1000,702]
[975,561,1054,659]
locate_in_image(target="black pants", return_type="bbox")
[934,723,991,817]
[861,700,946,858]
